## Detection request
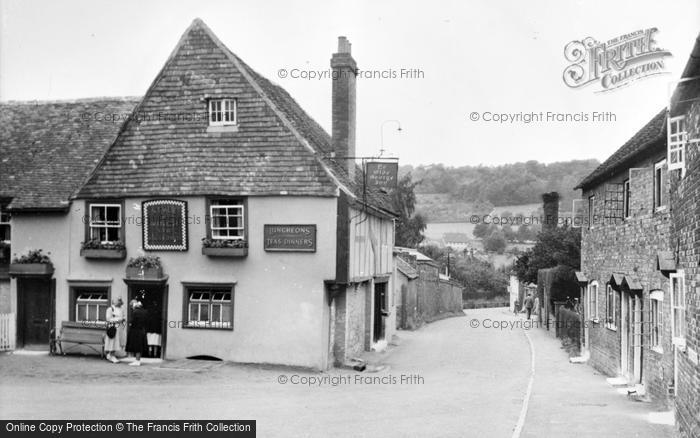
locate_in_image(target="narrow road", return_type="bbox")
[0,308,672,437]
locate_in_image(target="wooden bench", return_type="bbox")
[57,321,105,357]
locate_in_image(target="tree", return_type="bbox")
[513,226,581,284]
[483,230,506,253]
[472,222,490,239]
[393,173,426,248]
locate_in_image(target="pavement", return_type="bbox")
[0,308,676,437]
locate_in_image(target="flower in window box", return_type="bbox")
[9,249,54,276]
[126,255,163,279]
[80,239,126,259]
[201,237,248,257]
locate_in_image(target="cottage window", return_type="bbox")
[0,204,10,275]
[605,284,617,330]
[208,99,237,126]
[667,116,686,171]
[588,195,595,229]
[650,290,663,352]
[670,272,686,347]
[142,199,188,251]
[183,284,234,330]
[653,160,666,210]
[209,199,245,240]
[622,179,630,218]
[89,203,122,243]
[75,291,109,323]
[587,281,598,320]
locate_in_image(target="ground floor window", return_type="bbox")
[605,284,617,330]
[650,290,663,351]
[182,283,234,329]
[75,290,109,322]
[588,281,598,320]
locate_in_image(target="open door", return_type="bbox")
[127,282,168,359]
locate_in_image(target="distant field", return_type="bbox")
[415,193,487,223]
[489,203,541,217]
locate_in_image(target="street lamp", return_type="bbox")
[380,119,402,156]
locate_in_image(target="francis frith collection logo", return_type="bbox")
[563,28,672,92]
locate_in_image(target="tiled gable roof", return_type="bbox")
[0,98,139,210]
[575,109,666,190]
[77,19,397,217]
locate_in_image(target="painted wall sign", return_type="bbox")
[264,224,316,252]
[143,199,188,251]
[365,161,398,192]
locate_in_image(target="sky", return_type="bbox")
[1,0,698,167]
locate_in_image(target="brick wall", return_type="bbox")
[581,147,674,406]
[397,257,463,329]
[669,99,700,438]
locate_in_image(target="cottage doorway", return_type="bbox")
[621,292,629,378]
[631,295,642,384]
[373,281,388,343]
[582,288,590,355]
[17,277,54,349]
[621,292,642,383]
[127,283,168,359]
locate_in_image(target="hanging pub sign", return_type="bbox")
[264,224,316,252]
[365,161,398,193]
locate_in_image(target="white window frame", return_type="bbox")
[650,290,663,353]
[654,160,667,211]
[75,291,109,323]
[0,205,10,244]
[605,284,617,331]
[667,115,686,172]
[208,98,237,126]
[588,281,599,321]
[670,271,686,349]
[187,290,233,329]
[88,203,122,243]
[210,201,245,240]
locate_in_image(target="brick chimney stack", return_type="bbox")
[542,192,560,232]
[331,36,357,180]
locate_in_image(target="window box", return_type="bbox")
[126,256,163,279]
[10,249,54,276]
[81,248,126,259]
[201,237,248,258]
[125,266,163,279]
[9,263,54,276]
[202,246,248,257]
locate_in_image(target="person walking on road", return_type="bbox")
[524,293,534,320]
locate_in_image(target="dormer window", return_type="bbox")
[208,98,237,126]
[668,115,686,171]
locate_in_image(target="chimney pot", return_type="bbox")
[338,36,352,54]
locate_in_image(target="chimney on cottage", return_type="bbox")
[331,36,357,180]
[542,192,560,232]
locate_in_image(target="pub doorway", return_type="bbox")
[126,282,168,359]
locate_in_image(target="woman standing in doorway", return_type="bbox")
[104,297,126,363]
[126,297,148,366]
